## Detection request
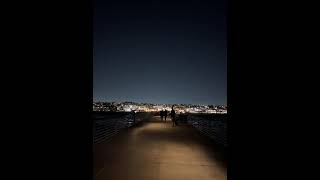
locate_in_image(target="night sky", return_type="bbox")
[94,0,226,105]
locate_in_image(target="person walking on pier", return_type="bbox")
[171,106,176,126]
[164,109,168,121]
[131,109,136,124]
[160,110,164,121]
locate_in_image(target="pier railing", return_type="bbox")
[186,114,227,147]
[93,112,152,144]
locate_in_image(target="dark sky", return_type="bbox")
[94,0,226,105]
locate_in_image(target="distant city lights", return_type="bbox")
[93,102,227,114]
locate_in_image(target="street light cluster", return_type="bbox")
[93,102,227,114]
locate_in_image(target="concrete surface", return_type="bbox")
[94,116,227,180]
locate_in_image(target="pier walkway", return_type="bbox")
[94,116,226,180]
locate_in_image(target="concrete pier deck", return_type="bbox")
[94,116,227,180]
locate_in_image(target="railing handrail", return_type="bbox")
[93,112,153,144]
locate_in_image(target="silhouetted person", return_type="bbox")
[170,106,176,126]
[160,110,164,121]
[164,109,168,121]
[131,110,136,124]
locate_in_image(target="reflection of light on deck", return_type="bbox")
[132,117,225,173]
